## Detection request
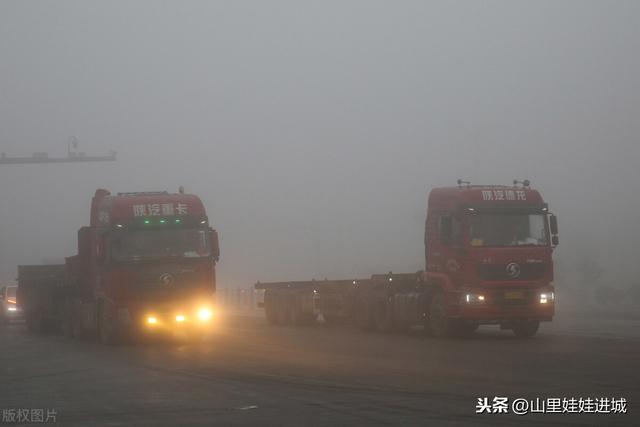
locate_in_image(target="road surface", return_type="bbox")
[1,312,638,426]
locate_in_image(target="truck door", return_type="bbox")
[427,212,462,273]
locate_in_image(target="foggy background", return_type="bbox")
[1,1,638,304]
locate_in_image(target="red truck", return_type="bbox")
[256,180,558,338]
[18,189,220,343]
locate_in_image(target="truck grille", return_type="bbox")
[477,263,545,281]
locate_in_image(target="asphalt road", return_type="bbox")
[1,312,638,426]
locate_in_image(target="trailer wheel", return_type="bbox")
[373,296,395,333]
[353,295,374,332]
[512,321,539,338]
[426,292,452,338]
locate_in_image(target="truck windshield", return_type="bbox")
[110,228,211,262]
[469,213,548,247]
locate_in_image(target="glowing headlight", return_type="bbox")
[197,308,213,321]
[147,316,158,325]
[464,293,486,304]
[176,315,186,323]
[540,292,555,304]
[7,307,17,312]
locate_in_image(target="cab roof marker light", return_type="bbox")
[115,223,124,228]
[175,219,181,224]
[159,219,166,224]
[144,219,151,225]
[200,220,207,224]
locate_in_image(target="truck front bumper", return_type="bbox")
[449,287,555,324]
[110,300,216,333]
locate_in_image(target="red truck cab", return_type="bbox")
[65,189,220,343]
[424,181,558,337]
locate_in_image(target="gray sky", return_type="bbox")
[1,1,639,287]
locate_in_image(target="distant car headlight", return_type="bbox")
[463,293,486,304]
[540,292,555,304]
[197,308,213,321]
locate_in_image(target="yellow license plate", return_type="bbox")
[505,291,524,300]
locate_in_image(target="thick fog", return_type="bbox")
[1,1,639,296]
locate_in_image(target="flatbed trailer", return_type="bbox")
[257,272,429,332]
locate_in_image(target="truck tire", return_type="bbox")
[353,295,375,332]
[373,296,395,333]
[512,320,539,338]
[426,292,453,338]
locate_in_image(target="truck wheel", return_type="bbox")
[354,295,375,332]
[512,321,539,338]
[426,292,452,338]
[373,297,395,333]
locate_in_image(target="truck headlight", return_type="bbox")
[197,308,213,321]
[147,316,158,325]
[7,307,17,312]
[540,292,555,304]
[463,293,486,304]
[175,315,186,323]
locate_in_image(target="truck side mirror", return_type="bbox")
[210,229,220,262]
[440,216,453,245]
[551,235,559,246]
[549,214,558,235]
[0,287,4,300]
